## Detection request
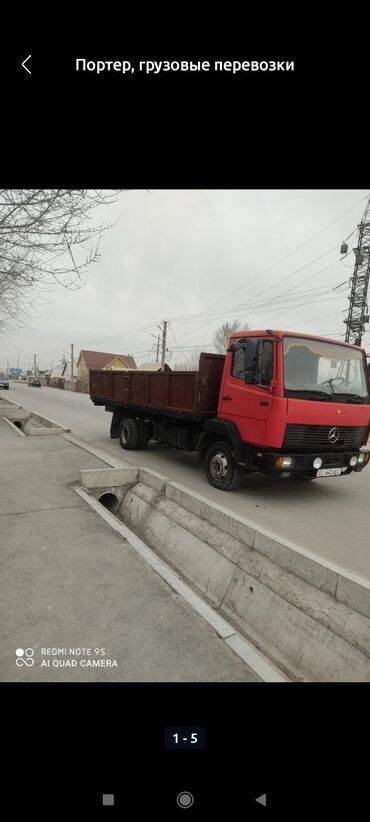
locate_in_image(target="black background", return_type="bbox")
[1,30,369,818]
[5,683,368,816]
[2,35,367,188]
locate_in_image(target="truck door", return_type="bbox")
[218,337,274,446]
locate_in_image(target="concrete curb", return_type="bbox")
[74,485,289,683]
[0,396,70,433]
[121,484,370,681]
[1,415,26,437]
[63,434,128,468]
[80,467,138,488]
[27,410,70,432]
[163,480,366,604]
[77,464,370,682]
[79,466,370,618]
[0,396,23,409]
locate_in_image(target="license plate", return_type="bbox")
[317,468,342,477]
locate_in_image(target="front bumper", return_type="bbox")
[260,450,370,477]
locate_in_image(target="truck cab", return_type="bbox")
[214,330,370,485]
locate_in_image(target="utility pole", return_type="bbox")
[160,321,168,371]
[148,332,161,363]
[33,354,37,377]
[17,350,20,369]
[70,344,74,379]
[343,196,370,346]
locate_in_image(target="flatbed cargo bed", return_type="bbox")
[89,352,225,417]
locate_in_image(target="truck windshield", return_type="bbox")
[283,337,369,403]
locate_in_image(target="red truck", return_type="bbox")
[89,330,370,491]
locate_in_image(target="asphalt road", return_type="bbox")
[7,381,370,580]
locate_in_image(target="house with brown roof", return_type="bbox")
[76,350,137,383]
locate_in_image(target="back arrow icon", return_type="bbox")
[22,55,32,75]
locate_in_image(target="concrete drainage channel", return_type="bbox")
[0,396,70,436]
[76,465,370,683]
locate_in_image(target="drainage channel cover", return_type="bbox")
[3,411,63,435]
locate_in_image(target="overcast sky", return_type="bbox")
[1,189,369,372]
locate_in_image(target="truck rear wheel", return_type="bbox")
[119,418,139,450]
[205,441,244,491]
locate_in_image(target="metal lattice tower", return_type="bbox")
[343,196,370,346]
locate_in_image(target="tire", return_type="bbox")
[119,418,139,450]
[205,440,244,491]
[137,420,152,449]
[195,436,211,463]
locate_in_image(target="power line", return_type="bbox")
[282,309,345,330]
[167,196,368,346]
[9,196,368,367]
[173,263,345,349]
[75,321,161,348]
[195,193,369,314]
[25,199,367,361]
[170,248,343,347]
[168,324,192,367]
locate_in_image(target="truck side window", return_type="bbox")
[232,339,258,381]
[232,347,246,379]
[256,340,273,386]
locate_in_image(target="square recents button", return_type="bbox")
[102,794,114,806]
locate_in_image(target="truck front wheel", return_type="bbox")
[119,418,139,450]
[205,441,244,491]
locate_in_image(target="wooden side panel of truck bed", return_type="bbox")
[89,352,225,417]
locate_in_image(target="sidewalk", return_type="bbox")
[0,417,259,682]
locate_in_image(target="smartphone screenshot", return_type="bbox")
[1,36,368,817]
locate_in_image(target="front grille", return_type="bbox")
[283,424,368,451]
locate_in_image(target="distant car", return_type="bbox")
[0,374,10,390]
[28,378,41,388]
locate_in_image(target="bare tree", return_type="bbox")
[0,189,123,334]
[213,319,248,353]
[173,349,201,371]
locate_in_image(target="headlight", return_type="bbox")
[350,456,358,467]
[357,453,365,464]
[313,457,322,469]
